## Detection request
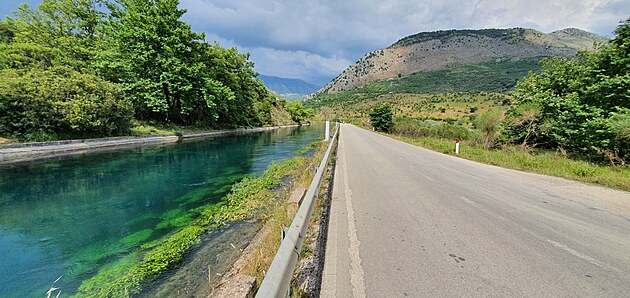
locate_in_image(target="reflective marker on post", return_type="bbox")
[455,138,460,155]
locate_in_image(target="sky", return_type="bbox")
[1,0,629,86]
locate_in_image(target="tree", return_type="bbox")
[0,0,281,140]
[5,0,107,71]
[507,17,630,163]
[285,101,312,125]
[369,104,393,132]
[100,1,276,127]
[102,0,205,123]
[0,67,133,141]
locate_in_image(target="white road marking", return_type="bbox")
[460,196,506,221]
[342,139,367,298]
[545,239,619,272]
[461,196,480,207]
[412,167,435,182]
[522,228,620,273]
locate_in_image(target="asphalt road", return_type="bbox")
[321,124,630,297]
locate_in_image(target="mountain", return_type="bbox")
[317,28,607,94]
[258,75,320,95]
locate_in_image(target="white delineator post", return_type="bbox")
[455,138,460,155]
[325,121,330,141]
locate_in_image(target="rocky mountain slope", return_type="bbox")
[318,28,607,94]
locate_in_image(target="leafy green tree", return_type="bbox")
[100,0,276,127]
[285,101,313,125]
[369,104,393,132]
[0,21,15,44]
[0,67,133,141]
[0,0,281,140]
[5,0,107,71]
[507,18,630,163]
[200,43,272,126]
[101,0,205,123]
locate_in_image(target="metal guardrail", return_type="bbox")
[256,122,340,298]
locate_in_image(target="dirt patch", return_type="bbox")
[0,137,16,145]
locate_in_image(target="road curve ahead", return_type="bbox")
[321,124,630,297]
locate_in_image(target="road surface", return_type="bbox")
[321,124,630,297]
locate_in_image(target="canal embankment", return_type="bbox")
[0,125,300,164]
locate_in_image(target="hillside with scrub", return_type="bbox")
[0,0,307,143]
[315,27,607,94]
[309,19,630,190]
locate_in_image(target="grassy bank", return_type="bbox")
[239,140,332,284]
[229,128,336,295]
[239,141,327,284]
[74,141,327,297]
[392,134,630,191]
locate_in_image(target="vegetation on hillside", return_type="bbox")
[308,60,538,109]
[315,18,630,182]
[391,28,530,48]
[0,0,285,142]
[285,101,314,125]
[310,92,509,125]
[365,60,541,94]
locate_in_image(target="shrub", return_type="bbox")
[369,104,393,132]
[507,18,630,163]
[473,108,505,149]
[0,67,133,141]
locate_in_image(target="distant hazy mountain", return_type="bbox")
[258,75,320,95]
[317,27,607,94]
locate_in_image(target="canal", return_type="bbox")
[0,124,324,297]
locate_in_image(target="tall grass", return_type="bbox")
[393,135,630,191]
[218,140,329,290]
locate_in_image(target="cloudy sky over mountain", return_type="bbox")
[2,0,628,85]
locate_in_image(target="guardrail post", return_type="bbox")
[325,121,330,141]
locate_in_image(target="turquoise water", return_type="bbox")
[0,124,323,297]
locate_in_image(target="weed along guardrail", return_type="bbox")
[256,122,339,297]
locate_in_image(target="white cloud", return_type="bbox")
[178,0,628,84]
[3,0,626,85]
[245,47,351,85]
[469,0,629,36]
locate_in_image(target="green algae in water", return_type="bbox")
[66,241,128,279]
[120,229,154,247]
[73,252,139,297]
[156,211,195,230]
[0,123,325,297]
[75,154,316,297]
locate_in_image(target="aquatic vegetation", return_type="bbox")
[66,241,127,279]
[74,143,322,297]
[73,253,139,295]
[119,229,154,248]
[156,212,195,230]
